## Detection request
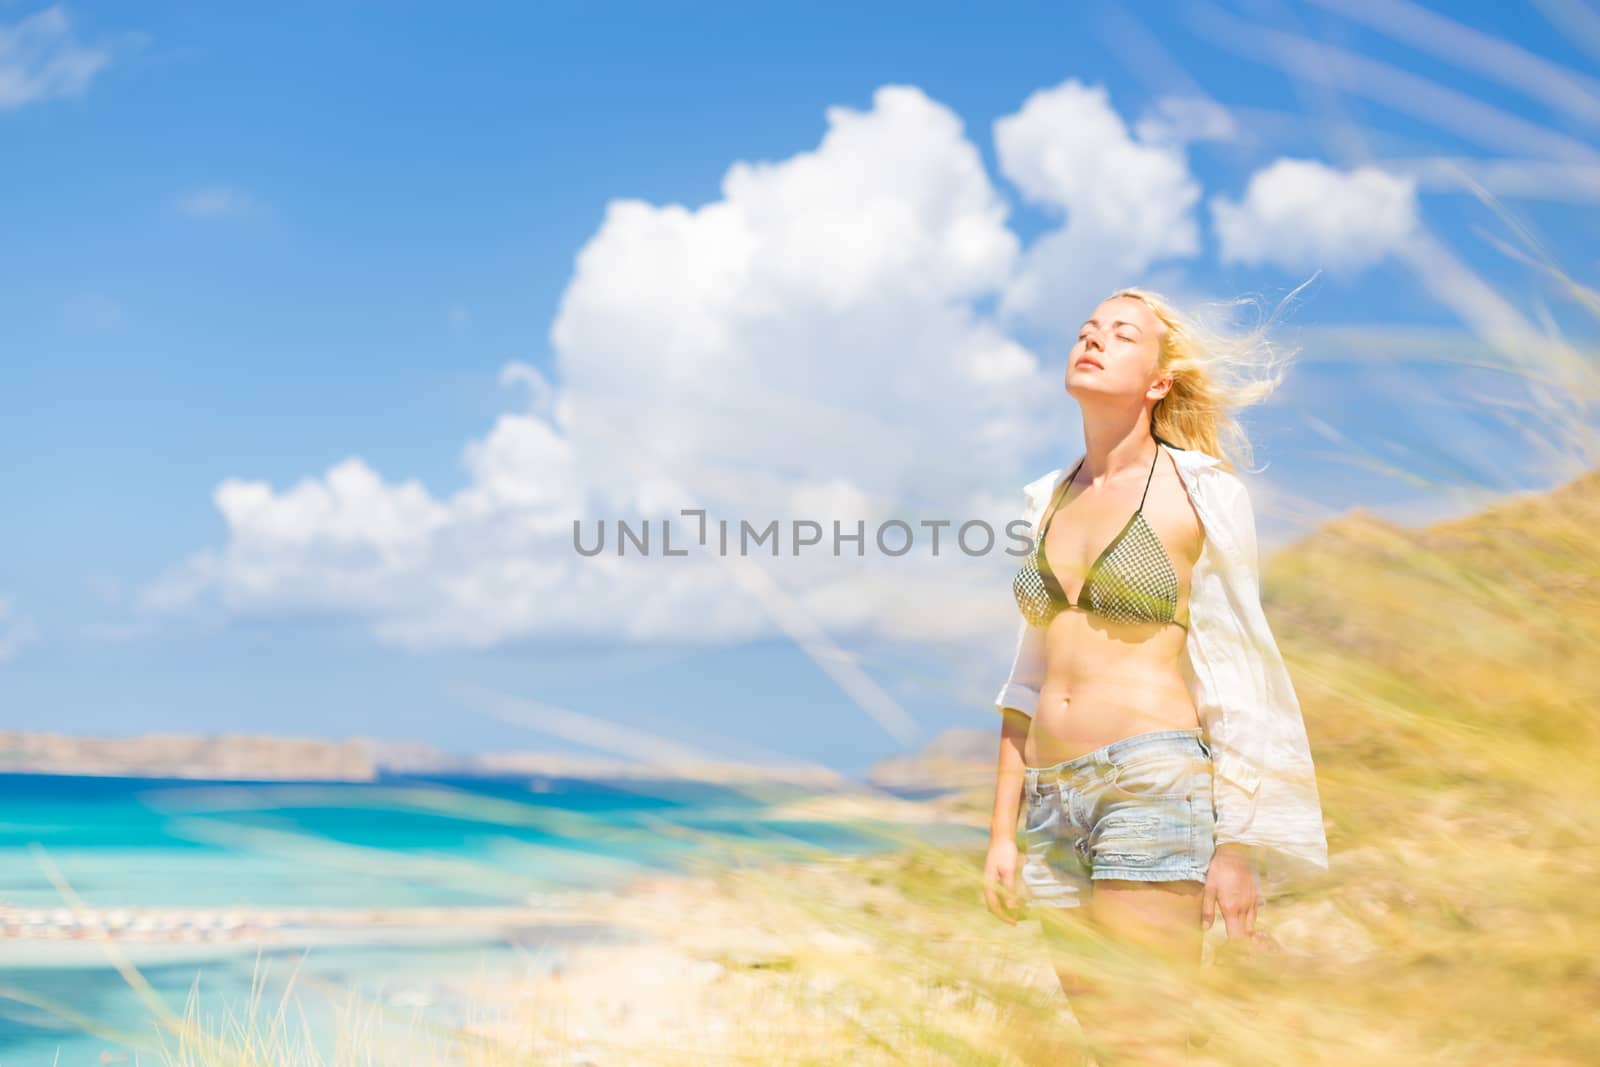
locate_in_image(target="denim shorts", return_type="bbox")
[1021,727,1216,910]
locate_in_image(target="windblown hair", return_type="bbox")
[1109,279,1314,476]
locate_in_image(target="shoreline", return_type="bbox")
[0,790,989,961]
[0,901,627,959]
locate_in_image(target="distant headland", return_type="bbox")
[0,730,845,786]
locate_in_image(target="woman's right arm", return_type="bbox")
[989,705,1031,841]
[984,615,1044,923]
[984,708,1031,924]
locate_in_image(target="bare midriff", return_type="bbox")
[1022,611,1198,768]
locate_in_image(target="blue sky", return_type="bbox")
[3,1,1597,777]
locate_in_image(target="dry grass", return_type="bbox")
[115,448,1600,1066]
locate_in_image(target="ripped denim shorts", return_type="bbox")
[1021,727,1216,910]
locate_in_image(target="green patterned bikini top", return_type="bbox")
[1012,440,1186,631]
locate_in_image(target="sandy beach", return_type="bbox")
[443,855,1066,1065]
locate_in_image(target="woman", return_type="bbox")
[981,287,1329,1064]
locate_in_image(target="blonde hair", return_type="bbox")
[1108,279,1314,476]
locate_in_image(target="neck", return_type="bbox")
[1078,415,1159,483]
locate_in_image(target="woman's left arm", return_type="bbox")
[1201,471,1329,937]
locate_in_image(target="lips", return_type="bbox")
[1076,357,1103,369]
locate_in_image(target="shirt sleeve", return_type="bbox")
[995,613,1045,717]
[1209,474,1268,831]
[994,492,1044,717]
[1206,472,1331,887]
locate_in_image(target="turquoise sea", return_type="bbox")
[0,770,973,1065]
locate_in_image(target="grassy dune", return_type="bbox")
[126,464,1600,1065]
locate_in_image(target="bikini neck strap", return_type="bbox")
[1138,439,1163,512]
[1039,455,1085,538]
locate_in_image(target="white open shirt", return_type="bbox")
[995,442,1331,890]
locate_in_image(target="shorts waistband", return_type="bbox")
[1023,728,1209,793]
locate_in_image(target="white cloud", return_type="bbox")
[144,84,1060,650]
[0,595,37,662]
[1209,158,1419,273]
[141,83,1478,659]
[175,186,260,221]
[1134,95,1241,147]
[0,5,109,110]
[992,78,1203,339]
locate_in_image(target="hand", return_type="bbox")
[983,837,1025,925]
[1202,842,1258,941]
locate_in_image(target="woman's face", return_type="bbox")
[1065,296,1168,404]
